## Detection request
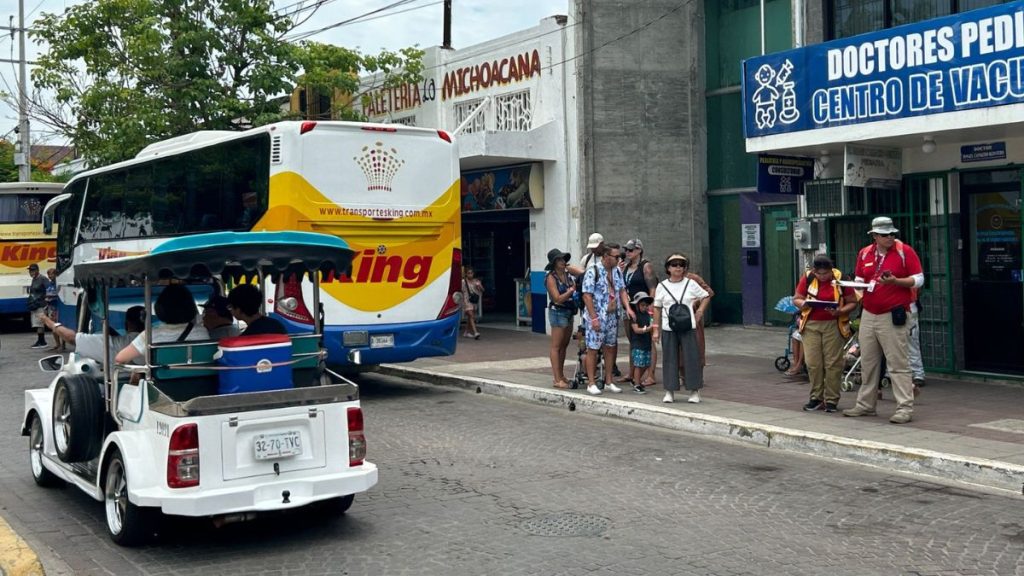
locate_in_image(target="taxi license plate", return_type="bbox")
[370,334,394,348]
[254,431,303,460]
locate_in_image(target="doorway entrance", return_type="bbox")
[961,168,1023,374]
[462,211,529,316]
[762,204,797,325]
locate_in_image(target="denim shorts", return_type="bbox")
[548,307,573,328]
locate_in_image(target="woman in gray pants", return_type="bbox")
[652,254,710,404]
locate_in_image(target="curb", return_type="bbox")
[378,364,1024,498]
[0,514,44,576]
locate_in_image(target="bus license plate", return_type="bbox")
[370,334,394,348]
[254,431,303,460]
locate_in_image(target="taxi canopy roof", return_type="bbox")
[74,231,354,288]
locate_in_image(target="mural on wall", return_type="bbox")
[460,163,542,212]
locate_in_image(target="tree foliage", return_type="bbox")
[29,0,424,165]
[0,140,68,183]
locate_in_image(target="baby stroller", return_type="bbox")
[571,323,604,389]
[841,325,891,393]
[773,296,800,372]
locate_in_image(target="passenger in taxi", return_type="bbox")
[201,294,239,340]
[114,283,210,363]
[227,284,287,336]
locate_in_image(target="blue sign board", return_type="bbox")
[757,154,813,194]
[961,142,1007,163]
[742,3,1024,138]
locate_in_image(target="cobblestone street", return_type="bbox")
[0,334,1021,575]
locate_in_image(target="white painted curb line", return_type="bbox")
[378,364,1024,497]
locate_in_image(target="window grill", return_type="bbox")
[494,90,532,132]
[452,99,486,134]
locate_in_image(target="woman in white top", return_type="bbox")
[114,284,210,364]
[652,254,710,404]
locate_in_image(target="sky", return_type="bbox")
[0,0,564,145]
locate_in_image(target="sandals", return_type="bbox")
[553,380,571,389]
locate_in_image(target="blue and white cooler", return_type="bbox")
[216,334,293,394]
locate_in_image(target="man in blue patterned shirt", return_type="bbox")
[582,242,635,395]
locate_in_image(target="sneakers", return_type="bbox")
[824,402,838,413]
[30,342,47,349]
[586,384,603,396]
[687,391,701,404]
[889,410,913,424]
[912,376,926,387]
[473,332,481,340]
[605,382,622,393]
[803,399,823,411]
[612,365,623,378]
[632,383,647,394]
[662,391,674,403]
[842,406,877,417]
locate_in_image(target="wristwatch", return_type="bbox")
[53,322,62,329]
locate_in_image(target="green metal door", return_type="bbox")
[762,204,797,325]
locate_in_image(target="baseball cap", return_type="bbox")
[624,238,643,251]
[27,263,39,271]
[586,232,604,249]
[200,294,231,317]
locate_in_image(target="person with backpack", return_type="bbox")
[793,255,857,413]
[621,238,658,387]
[544,248,577,389]
[652,253,710,404]
[843,216,924,424]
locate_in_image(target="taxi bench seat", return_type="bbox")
[150,334,323,402]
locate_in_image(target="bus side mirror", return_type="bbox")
[42,211,54,235]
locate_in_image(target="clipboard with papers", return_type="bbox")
[804,299,839,310]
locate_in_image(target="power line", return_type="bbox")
[284,0,426,42]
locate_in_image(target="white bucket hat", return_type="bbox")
[868,216,899,236]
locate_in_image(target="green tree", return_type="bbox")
[29,0,424,165]
[0,139,68,183]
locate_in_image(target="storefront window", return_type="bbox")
[827,0,1014,39]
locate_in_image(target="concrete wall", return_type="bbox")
[575,0,708,273]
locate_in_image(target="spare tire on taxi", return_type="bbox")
[52,374,104,463]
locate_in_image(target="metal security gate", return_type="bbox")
[823,175,954,373]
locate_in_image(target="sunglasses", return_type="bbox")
[874,232,897,238]
[668,262,687,268]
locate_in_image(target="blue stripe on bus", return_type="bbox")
[0,298,27,314]
[274,313,460,366]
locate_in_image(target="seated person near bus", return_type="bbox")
[115,284,210,364]
[43,306,146,364]
[200,294,239,340]
[227,284,287,336]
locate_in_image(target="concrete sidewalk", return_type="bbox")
[378,323,1024,497]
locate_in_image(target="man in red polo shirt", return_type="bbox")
[843,216,924,424]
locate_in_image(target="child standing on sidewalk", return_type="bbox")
[628,291,655,394]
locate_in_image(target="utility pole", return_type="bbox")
[16,0,31,182]
[442,0,452,50]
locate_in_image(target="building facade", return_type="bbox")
[743,0,1023,377]
[348,16,579,332]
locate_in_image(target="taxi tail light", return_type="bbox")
[275,274,313,325]
[437,130,452,143]
[300,121,317,134]
[348,407,366,467]
[437,248,463,319]
[167,423,200,489]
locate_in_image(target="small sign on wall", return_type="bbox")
[961,142,1006,163]
[742,224,761,248]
